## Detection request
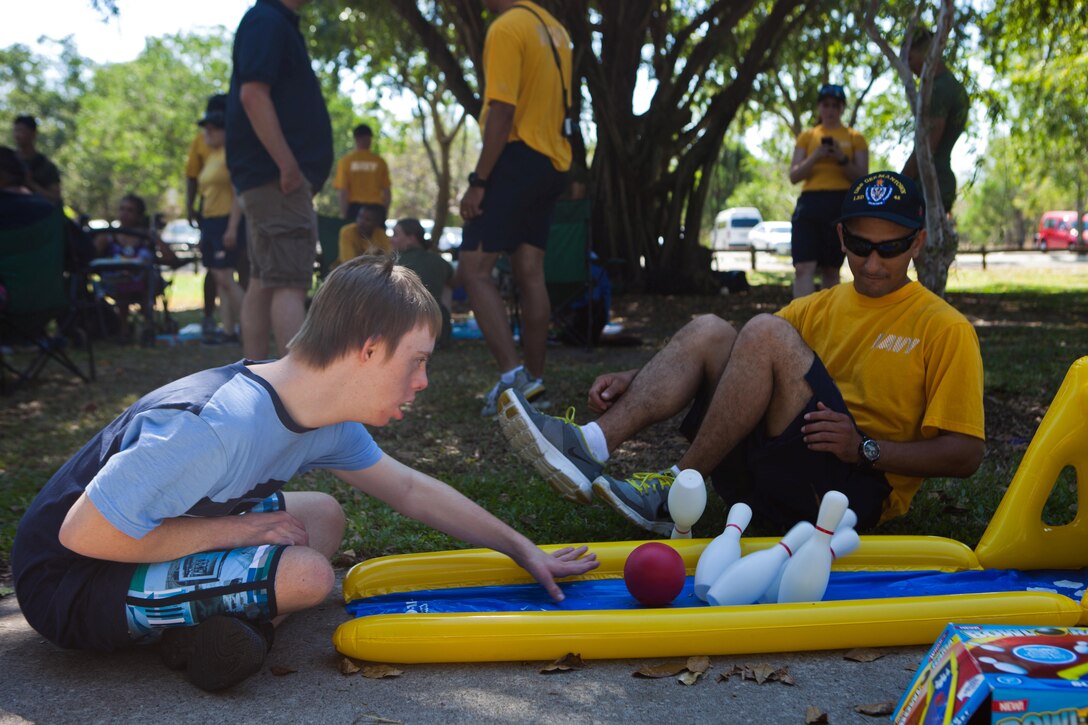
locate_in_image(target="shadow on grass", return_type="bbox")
[2,286,1086,569]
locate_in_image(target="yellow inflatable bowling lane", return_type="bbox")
[334,357,1088,664]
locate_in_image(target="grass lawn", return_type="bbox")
[2,264,1087,582]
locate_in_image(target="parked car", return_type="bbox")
[748,221,793,256]
[1035,211,1088,251]
[160,219,201,256]
[710,207,762,250]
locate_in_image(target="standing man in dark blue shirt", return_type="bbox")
[226,0,333,361]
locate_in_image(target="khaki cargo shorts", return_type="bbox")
[241,180,318,288]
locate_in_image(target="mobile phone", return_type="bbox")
[821,136,834,146]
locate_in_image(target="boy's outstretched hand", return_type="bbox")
[520,545,599,602]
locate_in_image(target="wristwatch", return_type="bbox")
[468,172,488,189]
[858,435,880,469]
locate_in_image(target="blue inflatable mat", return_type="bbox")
[346,568,1088,617]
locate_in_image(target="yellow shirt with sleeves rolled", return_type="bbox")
[479,0,572,172]
[795,124,868,192]
[196,148,234,218]
[333,149,391,205]
[185,132,212,179]
[337,223,391,267]
[776,280,985,521]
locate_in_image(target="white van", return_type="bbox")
[710,207,763,250]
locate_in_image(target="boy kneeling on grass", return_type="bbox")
[12,255,598,692]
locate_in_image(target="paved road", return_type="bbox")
[0,575,929,724]
[713,248,1088,274]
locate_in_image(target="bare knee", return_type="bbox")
[676,314,736,348]
[274,546,336,614]
[283,491,345,559]
[735,314,813,373]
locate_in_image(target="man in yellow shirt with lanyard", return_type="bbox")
[498,171,986,535]
[459,0,572,417]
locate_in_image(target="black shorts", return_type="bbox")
[680,354,890,530]
[791,190,847,268]
[461,142,567,254]
[198,215,246,270]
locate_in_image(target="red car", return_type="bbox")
[1035,210,1088,251]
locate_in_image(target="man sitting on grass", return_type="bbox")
[497,171,985,534]
[12,255,597,692]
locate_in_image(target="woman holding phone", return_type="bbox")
[787,84,868,298]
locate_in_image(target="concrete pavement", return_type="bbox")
[0,572,930,725]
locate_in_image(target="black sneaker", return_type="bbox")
[159,616,272,692]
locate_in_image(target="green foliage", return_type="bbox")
[0,37,90,160]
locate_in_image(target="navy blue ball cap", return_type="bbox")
[839,171,926,230]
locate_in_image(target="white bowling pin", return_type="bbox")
[693,503,753,601]
[777,491,849,604]
[668,469,707,539]
[839,508,857,532]
[706,521,814,606]
[829,527,860,560]
[761,524,860,604]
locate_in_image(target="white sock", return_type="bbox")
[500,366,523,385]
[581,422,610,463]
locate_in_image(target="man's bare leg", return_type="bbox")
[242,281,272,360]
[458,248,518,373]
[269,287,307,357]
[510,244,548,380]
[677,314,815,475]
[596,314,737,450]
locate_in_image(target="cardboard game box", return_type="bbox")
[894,623,1088,724]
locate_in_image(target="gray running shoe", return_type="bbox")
[481,368,549,417]
[496,387,602,504]
[592,471,676,536]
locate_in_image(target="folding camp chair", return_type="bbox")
[543,198,598,348]
[315,214,345,282]
[0,206,96,393]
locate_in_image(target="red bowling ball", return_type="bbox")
[623,542,686,607]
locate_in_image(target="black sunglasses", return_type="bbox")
[841,226,919,258]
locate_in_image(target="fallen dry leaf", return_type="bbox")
[340,657,361,675]
[844,648,886,663]
[776,667,796,686]
[269,664,297,676]
[678,669,704,686]
[748,663,776,684]
[716,664,794,686]
[633,660,690,678]
[855,701,895,716]
[540,652,586,673]
[686,656,710,674]
[361,664,404,679]
[805,705,829,724]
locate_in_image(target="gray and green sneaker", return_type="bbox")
[496,388,602,504]
[481,368,549,417]
[592,471,675,536]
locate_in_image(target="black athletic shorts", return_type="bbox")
[461,142,567,254]
[680,354,891,530]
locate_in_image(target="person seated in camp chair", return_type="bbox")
[389,217,453,347]
[497,171,986,535]
[11,255,597,693]
[92,194,179,343]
